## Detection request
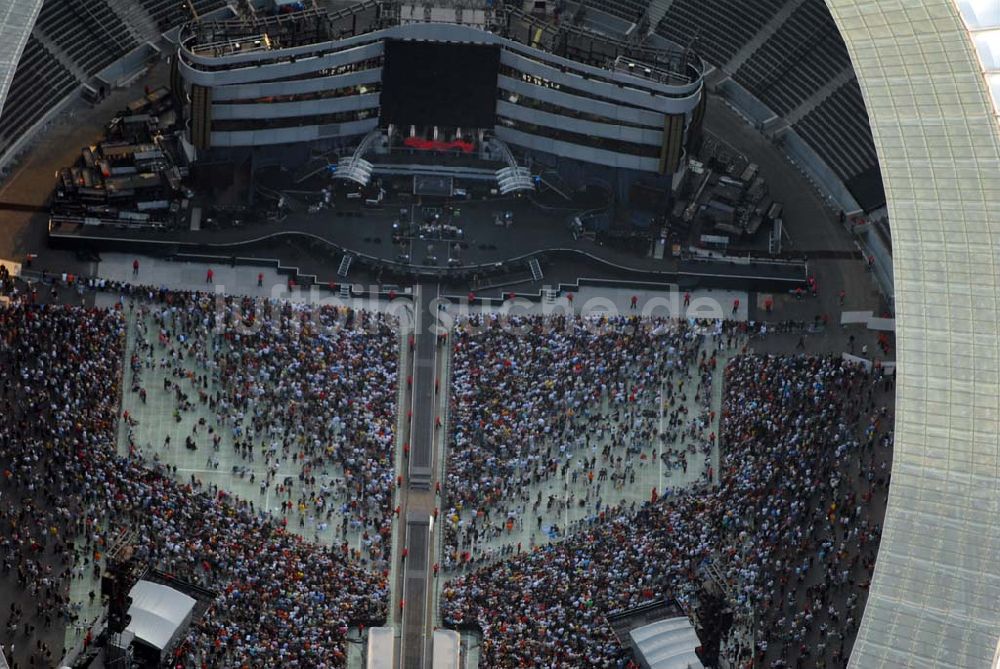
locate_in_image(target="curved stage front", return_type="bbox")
[49,197,807,292]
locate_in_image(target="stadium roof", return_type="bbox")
[827,1,1000,667]
[0,0,42,120]
[955,0,1000,116]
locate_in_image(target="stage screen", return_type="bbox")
[380,40,499,128]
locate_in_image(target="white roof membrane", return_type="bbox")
[826,1,1000,667]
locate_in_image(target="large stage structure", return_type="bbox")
[175,0,706,202]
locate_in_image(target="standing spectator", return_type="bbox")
[442,355,892,669]
[0,291,394,669]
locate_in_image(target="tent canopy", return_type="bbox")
[629,617,704,669]
[126,580,196,651]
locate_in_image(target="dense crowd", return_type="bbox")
[0,292,394,668]
[124,294,399,563]
[443,314,724,565]
[0,268,898,669]
[442,353,894,669]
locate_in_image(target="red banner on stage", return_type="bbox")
[403,137,475,153]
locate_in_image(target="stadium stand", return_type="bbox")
[655,0,786,66]
[34,0,137,75]
[733,0,852,116]
[656,0,881,206]
[579,0,649,26]
[0,0,226,163]
[0,35,77,152]
[793,79,878,184]
[139,0,226,34]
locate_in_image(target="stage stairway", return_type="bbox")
[487,137,536,194]
[332,130,381,187]
[496,166,535,194]
[337,254,353,278]
[529,258,543,281]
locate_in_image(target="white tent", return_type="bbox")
[126,581,196,655]
[629,617,704,669]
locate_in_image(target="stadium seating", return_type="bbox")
[0,0,156,153]
[0,0,225,161]
[34,0,138,75]
[579,0,650,25]
[139,0,227,33]
[0,36,78,151]
[733,0,852,115]
[656,0,879,196]
[793,80,878,183]
[655,0,786,66]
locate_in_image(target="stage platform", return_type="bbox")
[48,196,808,292]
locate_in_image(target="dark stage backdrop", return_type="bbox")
[380,40,500,128]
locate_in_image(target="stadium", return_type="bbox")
[0,0,996,667]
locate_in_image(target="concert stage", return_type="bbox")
[48,195,808,292]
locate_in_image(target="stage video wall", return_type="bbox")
[380,40,500,128]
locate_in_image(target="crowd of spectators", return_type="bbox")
[124,294,399,564]
[442,353,894,669]
[443,314,724,568]
[0,287,395,668]
[0,269,896,669]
